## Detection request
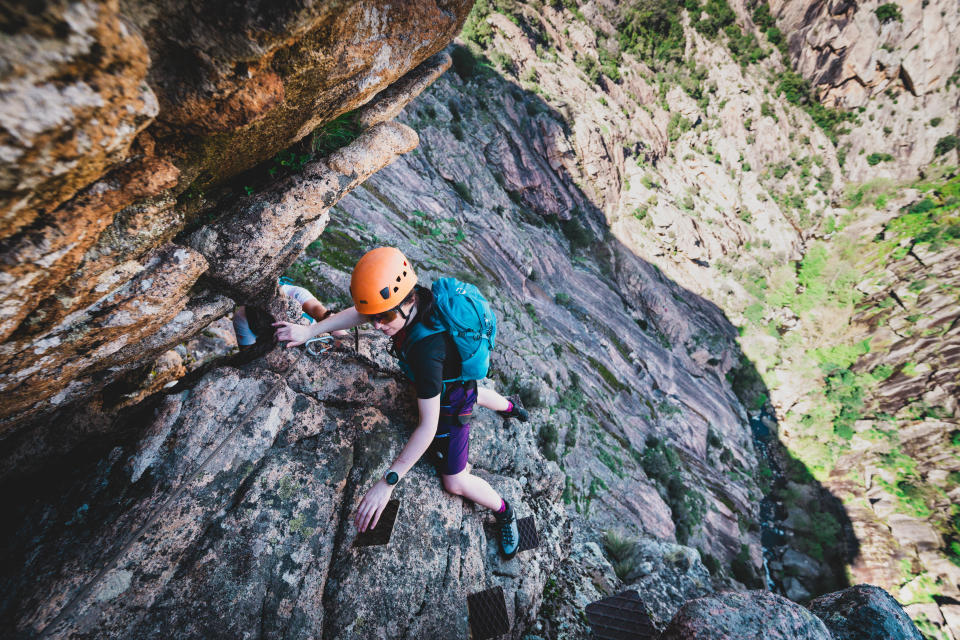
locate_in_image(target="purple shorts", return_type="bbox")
[426,380,478,475]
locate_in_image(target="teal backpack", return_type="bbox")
[397,278,497,383]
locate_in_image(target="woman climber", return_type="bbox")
[273,247,529,557]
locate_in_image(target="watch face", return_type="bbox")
[386,471,399,485]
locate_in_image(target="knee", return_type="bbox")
[442,475,465,496]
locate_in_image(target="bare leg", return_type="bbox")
[442,470,503,511]
[477,386,510,412]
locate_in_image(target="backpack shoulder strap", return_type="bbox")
[404,321,443,346]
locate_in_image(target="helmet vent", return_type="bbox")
[379,287,390,300]
[396,276,401,282]
[403,271,407,276]
[393,286,399,292]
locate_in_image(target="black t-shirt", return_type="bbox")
[405,331,462,399]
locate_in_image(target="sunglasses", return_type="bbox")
[371,304,409,324]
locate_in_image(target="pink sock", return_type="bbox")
[497,499,506,513]
[505,401,514,412]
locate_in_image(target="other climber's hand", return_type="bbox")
[271,321,313,347]
[355,479,393,532]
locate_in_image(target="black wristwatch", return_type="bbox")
[384,470,399,485]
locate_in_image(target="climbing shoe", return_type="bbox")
[497,396,529,422]
[496,501,519,558]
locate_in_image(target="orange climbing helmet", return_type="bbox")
[350,247,418,314]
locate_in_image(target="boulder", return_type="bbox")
[622,539,714,628]
[660,589,833,639]
[782,549,822,579]
[808,584,923,640]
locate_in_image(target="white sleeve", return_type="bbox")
[280,284,318,306]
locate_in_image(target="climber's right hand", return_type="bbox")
[272,321,314,347]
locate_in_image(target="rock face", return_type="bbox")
[774,0,959,106]
[808,584,924,640]
[806,195,960,626]
[0,0,473,429]
[0,0,157,237]
[769,0,960,180]
[308,62,769,579]
[1,315,563,637]
[2,0,956,637]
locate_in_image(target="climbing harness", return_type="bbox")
[305,335,334,356]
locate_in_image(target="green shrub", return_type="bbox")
[866,152,894,165]
[766,27,783,46]
[874,3,903,23]
[701,551,722,575]
[576,53,601,84]
[452,181,475,205]
[934,135,958,156]
[732,544,762,587]
[817,169,834,193]
[693,0,736,38]
[744,302,764,325]
[774,70,855,144]
[311,112,362,156]
[564,421,578,449]
[723,22,767,65]
[929,117,943,127]
[618,0,686,63]
[642,437,679,485]
[539,423,559,460]
[751,2,775,30]
[489,50,513,73]
[667,112,692,141]
[560,215,594,249]
[451,44,477,81]
[460,0,494,46]
[598,48,622,82]
[604,530,638,580]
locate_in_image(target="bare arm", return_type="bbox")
[300,299,351,337]
[300,299,331,321]
[389,394,440,478]
[310,305,367,334]
[354,394,440,531]
[273,305,368,346]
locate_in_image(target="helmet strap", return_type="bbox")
[401,302,417,328]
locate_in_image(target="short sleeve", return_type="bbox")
[406,334,446,398]
[279,284,317,305]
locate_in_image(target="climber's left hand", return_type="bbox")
[355,479,393,532]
